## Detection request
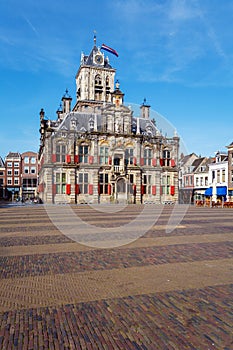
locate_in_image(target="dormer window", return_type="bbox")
[145,123,152,135]
[89,118,94,131]
[70,118,77,130]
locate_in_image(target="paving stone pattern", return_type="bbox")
[0,204,232,349]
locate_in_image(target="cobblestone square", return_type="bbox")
[0,204,232,349]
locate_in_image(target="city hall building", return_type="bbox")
[38,38,179,204]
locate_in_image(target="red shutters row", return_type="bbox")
[140,158,157,166]
[160,159,176,167]
[140,185,157,195]
[51,154,176,167]
[52,184,173,196]
[159,186,175,195]
[51,154,94,164]
[52,184,94,195]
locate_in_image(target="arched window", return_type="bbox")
[95,75,103,101]
[106,76,111,102]
[95,75,102,85]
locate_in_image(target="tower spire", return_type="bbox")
[94,30,97,46]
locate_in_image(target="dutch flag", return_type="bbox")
[101,43,119,57]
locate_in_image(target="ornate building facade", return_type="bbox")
[38,39,179,204]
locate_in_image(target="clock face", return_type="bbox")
[95,54,103,65]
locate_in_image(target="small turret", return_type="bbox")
[56,103,63,121]
[40,108,45,121]
[112,80,124,107]
[140,98,150,119]
[62,89,72,114]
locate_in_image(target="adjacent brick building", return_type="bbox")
[5,152,21,199]
[21,151,38,200]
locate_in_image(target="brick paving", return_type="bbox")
[0,204,232,349]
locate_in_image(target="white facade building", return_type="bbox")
[206,151,228,203]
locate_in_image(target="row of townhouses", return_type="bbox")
[179,145,233,205]
[0,151,38,201]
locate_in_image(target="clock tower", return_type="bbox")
[73,36,116,112]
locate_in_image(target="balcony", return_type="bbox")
[114,165,124,174]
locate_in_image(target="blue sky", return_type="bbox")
[0,0,233,158]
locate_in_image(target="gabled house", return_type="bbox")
[178,153,198,204]
[205,151,228,204]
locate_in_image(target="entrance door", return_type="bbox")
[116,178,127,203]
